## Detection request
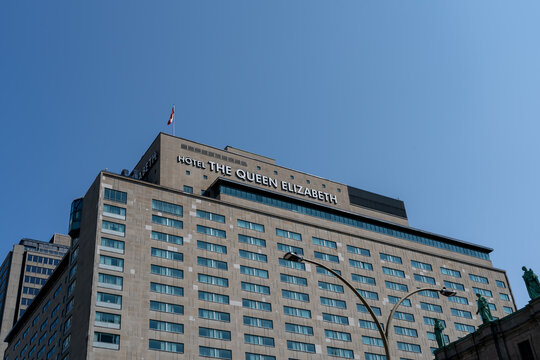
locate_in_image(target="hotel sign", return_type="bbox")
[178,155,338,204]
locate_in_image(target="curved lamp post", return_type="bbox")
[283,252,458,360]
[384,287,456,340]
[283,252,391,360]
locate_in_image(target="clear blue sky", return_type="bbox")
[1,1,539,308]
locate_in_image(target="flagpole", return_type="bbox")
[172,104,175,137]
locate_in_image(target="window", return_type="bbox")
[489,303,497,311]
[243,315,273,329]
[327,346,354,358]
[444,280,464,291]
[199,346,232,359]
[199,290,229,304]
[148,319,184,334]
[244,334,274,347]
[286,340,315,353]
[197,240,227,254]
[245,353,275,360]
[500,293,510,301]
[380,253,402,264]
[312,237,337,249]
[242,298,271,312]
[240,265,268,278]
[414,274,435,285]
[102,220,125,237]
[150,282,184,296]
[151,264,183,279]
[316,266,341,276]
[151,247,183,261]
[197,225,226,238]
[318,281,343,293]
[469,274,489,284]
[388,296,411,307]
[320,297,346,309]
[151,231,183,245]
[242,281,271,295]
[152,199,182,216]
[149,339,184,353]
[99,255,124,272]
[349,259,373,271]
[359,319,378,330]
[427,332,450,343]
[385,281,408,292]
[103,204,126,220]
[285,323,313,335]
[95,311,121,329]
[347,245,370,256]
[97,292,122,309]
[451,308,472,319]
[277,243,303,255]
[419,290,439,299]
[322,313,349,325]
[504,306,513,314]
[152,215,183,229]
[199,308,230,322]
[365,353,387,360]
[455,323,475,333]
[420,302,442,313]
[394,326,418,337]
[199,327,231,340]
[441,267,461,278]
[238,234,266,247]
[238,220,264,232]
[104,188,126,204]
[279,258,305,270]
[197,210,225,223]
[473,287,492,297]
[183,185,193,193]
[239,249,267,262]
[448,295,469,305]
[100,238,125,254]
[198,273,228,287]
[382,267,405,278]
[393,311,415,322]
[411,260,432,271]
[357,288,379,300]
[362,336,384,347]
[357,304,382,316]
[496,280,506,288]
[93,332,120,350]
[424,317,445,327]
[197,256,227,270]
[281,273,307,286]
[276,228,302,241]
[98,273,123,290]
[314,251,339,263]
[283,306,311,318]
[282,289,309,302]
[397,342,421,353]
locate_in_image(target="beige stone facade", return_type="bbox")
[4,133,517,360]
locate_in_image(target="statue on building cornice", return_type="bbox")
[476,293,493,324]
[522,266,540,300]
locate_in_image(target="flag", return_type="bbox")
[168,105,175,125]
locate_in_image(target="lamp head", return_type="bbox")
[283,252,303,262]
[439,287,457,297]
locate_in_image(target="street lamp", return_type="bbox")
[283,252,392,360]
[384,287,456,340]
[283,252,458,360]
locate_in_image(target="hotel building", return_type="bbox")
[4,133,516,360]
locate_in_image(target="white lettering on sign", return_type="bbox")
[176,155,339,204]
